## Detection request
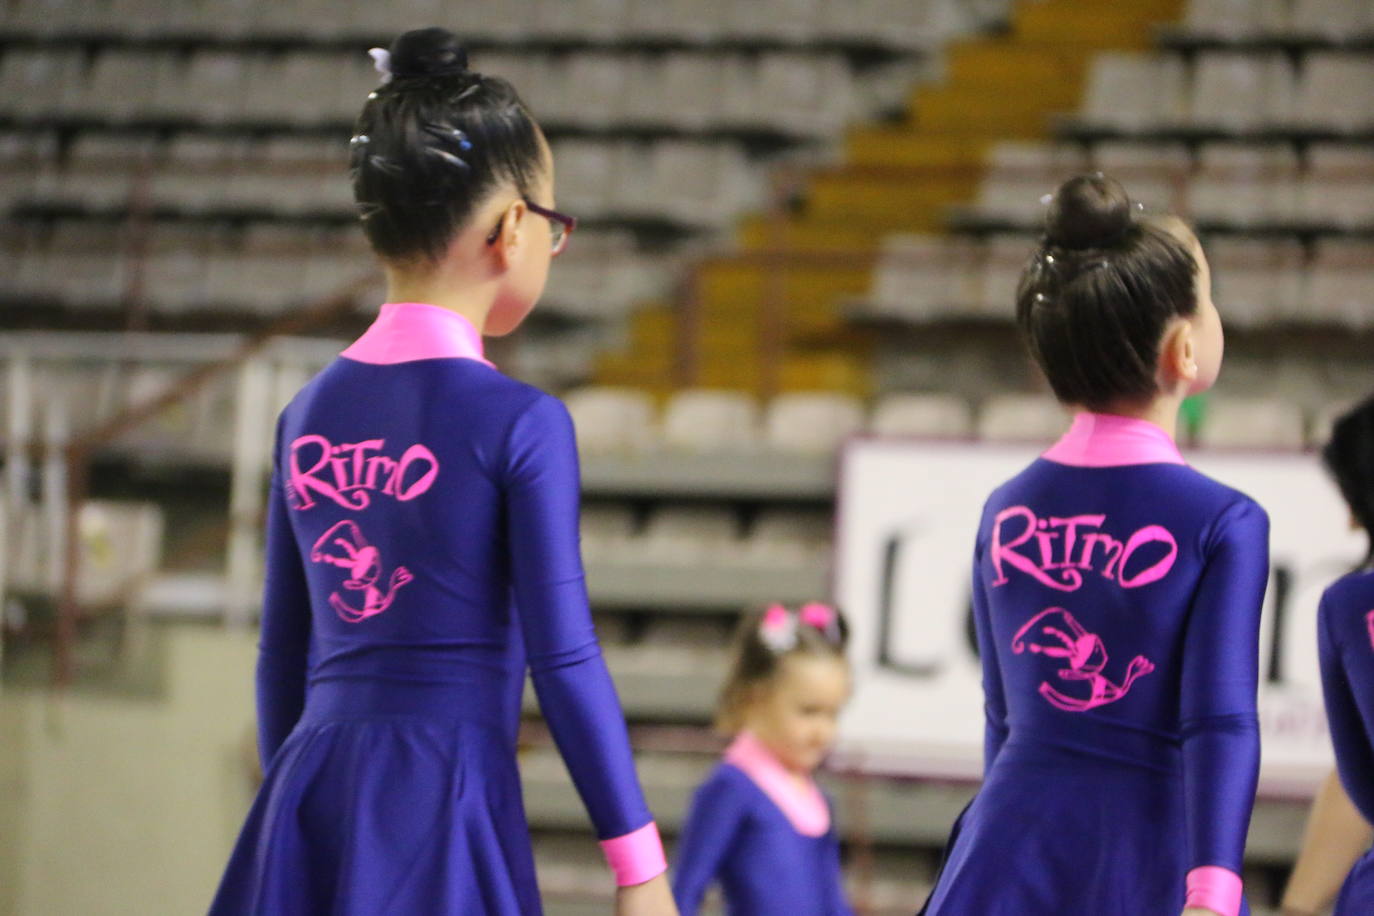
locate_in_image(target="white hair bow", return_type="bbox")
[368,48,393,84]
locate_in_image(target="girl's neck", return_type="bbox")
[383,265,494,336]
[1083,392,1185,441]
[735,729,811,780]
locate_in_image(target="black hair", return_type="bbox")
[1015,173,1201,411]
[350,27,545,264]
[715,603,850,735]
[1322,395,1374,567]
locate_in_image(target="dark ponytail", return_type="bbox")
[1015,173,1200,411]
[350,27,545,264]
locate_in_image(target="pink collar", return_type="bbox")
[724,731,830,837]
[1042,412,1186,468]
[341,302,494,367]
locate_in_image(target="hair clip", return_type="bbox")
[1039,192,1054,206]
[798,602,840,641]
[1033,292,1049,305]
[349,134,369,147]
[427,147,471,171]
[368,48,393,84]
[759,603,799,654]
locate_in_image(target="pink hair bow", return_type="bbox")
[759,603,798,653]
[799,602,835,630]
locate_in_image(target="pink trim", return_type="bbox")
[341,302,494,367]
[1185,866,1243,916]
[724,731,830,837]
[598,821,667,887]
[1041,412,1185,468]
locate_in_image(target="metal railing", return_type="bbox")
[1,280,370,685]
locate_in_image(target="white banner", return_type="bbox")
[833,438,1364,797]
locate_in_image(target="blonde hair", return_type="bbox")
[714,603,849,735]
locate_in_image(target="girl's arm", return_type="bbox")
[1177,498,1270,916]
[672,774,745,915]
[971,539,1008,773]
[254,465,312,770]
[1280,768,1373,916]
[823,818,857,916]
[504,394,667,888]
[1318,591,1374,824]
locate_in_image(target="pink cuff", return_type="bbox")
[599,821,667,887]
[1185,866,1243,916]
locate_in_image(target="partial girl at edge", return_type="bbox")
[1281,396,1374,916]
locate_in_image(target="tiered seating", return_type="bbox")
[1071,50,1374,139]
[563,385,1335,450]
[0,3,993,406]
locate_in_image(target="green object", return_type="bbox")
[1180,394,1208,442]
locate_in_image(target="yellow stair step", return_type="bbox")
[911,85,1081,135]
[1013,0,1183,46]
[737,217,882,252]
[946,41,1092,88]
[845,129,991,168]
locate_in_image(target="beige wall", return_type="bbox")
[1,629,258,916]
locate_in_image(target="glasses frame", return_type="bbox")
[485,199,577,256]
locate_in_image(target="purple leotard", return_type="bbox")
[1317,569,1374,915]
[922,413,1269,916]
[673,732,854,915]
[209,303,665,915]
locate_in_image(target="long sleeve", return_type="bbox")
[504,394,664,884]
[823,817,857,916]
[1179,498,1269,913]
[972,535,1008,774]
[1318,592,1374,824]
[255,466,312,770]
[672,773,746,915]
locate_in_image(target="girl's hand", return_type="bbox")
[1181,909,1222,916]
[614,873,679,916]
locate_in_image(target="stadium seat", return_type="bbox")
[976,394,1068,443]
[764,392,866,454]
[869,393,974,439]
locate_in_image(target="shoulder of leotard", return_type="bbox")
[686,760,759,811]
[1322,567,1374,618]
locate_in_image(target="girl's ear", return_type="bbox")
[488,199,527,270]
[1159,318,1198,390]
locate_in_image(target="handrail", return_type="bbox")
[40,278,371,686]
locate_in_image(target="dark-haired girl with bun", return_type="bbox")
[1280,395,1374,916]
[921,174,1269,916]
[672,603,854,915]
[209,28,676,916]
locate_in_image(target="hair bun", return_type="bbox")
[1044,173,1134,250]
[389,27,470,80]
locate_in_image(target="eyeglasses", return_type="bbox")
[485,199,577,256]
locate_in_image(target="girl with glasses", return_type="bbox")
[209,27,674,916]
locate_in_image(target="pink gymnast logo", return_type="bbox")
[991,506,1178,592]
[1366,610,1374,650]
[288,435,440,511]
[309,520,414,623]
[1011,607,1155,712]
